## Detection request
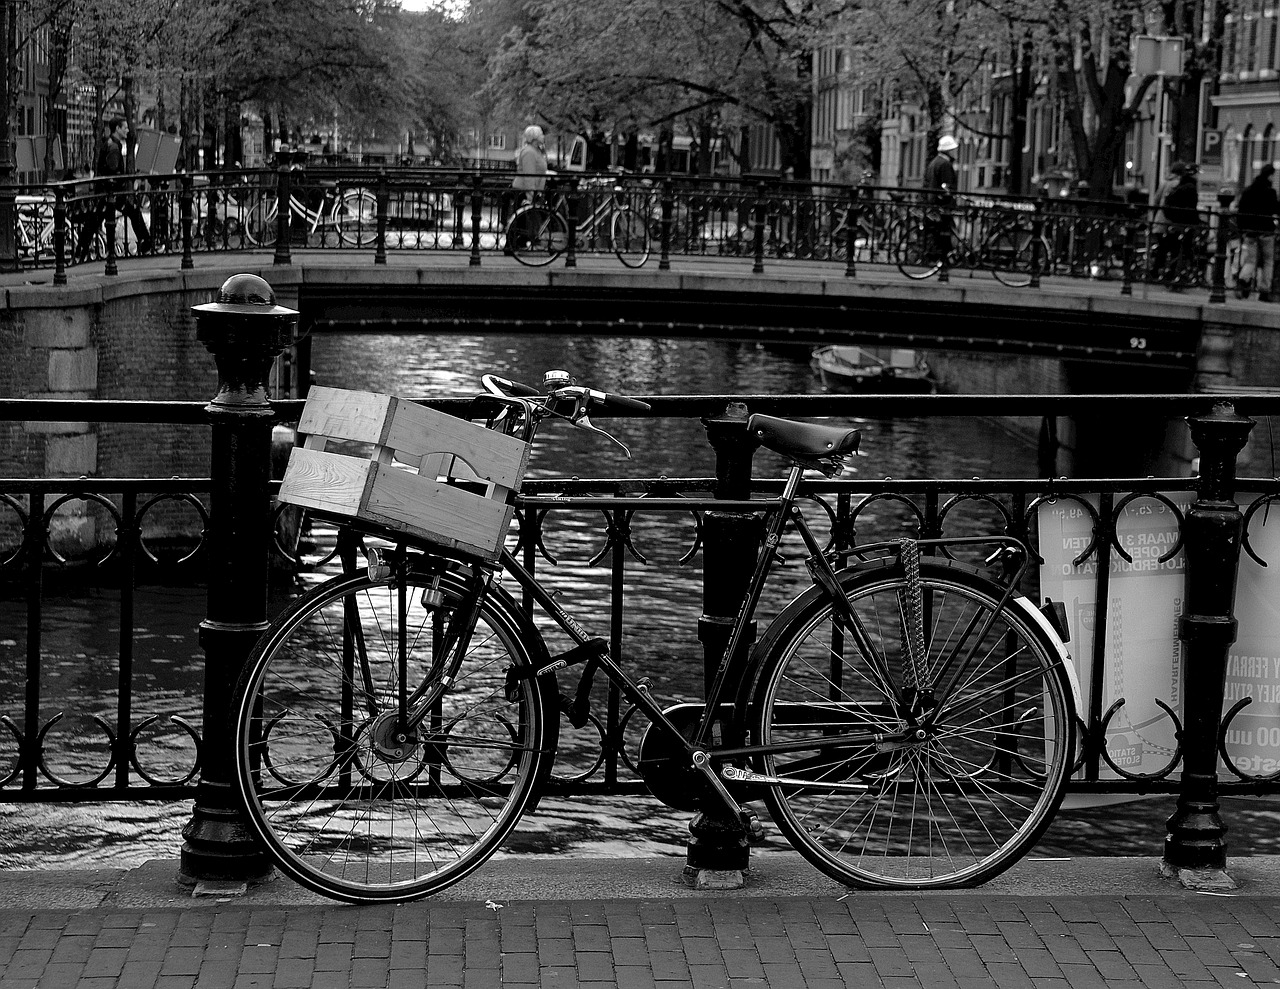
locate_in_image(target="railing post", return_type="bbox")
[1030,190,1047,288]
[179,172,194,270]
[844,184,859,277]
[685,403,762,889]
[181,273,298,887]
[936,196,950,283]
[272,155,293,266]
[374,170,389,265]
[1121,204,1137,296]
[469,174,482,267]
[104,200,118,277]
[1209,188,1234,304]
[752,181,766,274]
[658,178,673,271]
[564,176,579,268]
[52,185,66,286]
[1161,401,1254,890]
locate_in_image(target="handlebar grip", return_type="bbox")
[488,374,543,398]
[600,392,651,413]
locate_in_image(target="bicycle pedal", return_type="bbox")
[740,809,767,846]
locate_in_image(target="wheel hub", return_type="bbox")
[368,711,419,763]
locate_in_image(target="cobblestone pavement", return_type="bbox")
[2,856,1280,988]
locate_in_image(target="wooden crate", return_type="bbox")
[278,386,530,562]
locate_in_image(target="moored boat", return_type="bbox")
[811,345,935,393]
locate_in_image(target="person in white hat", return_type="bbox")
[925,135,959,196]
[923,135,959,259]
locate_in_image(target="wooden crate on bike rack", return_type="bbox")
[278,386,530,562]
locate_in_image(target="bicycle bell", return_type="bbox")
[543,369,573,389]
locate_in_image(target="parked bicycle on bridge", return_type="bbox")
[234,370,1079,903]
[504,177,651,267]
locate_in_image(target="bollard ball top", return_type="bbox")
[193,273,297,318]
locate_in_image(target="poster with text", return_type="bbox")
[1039,493,1280,782]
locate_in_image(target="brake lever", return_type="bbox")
[552,391,632,459]
[575,409,633,459]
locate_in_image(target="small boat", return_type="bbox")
[812,345,935,393]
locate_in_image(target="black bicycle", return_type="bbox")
[234,371,1079,902]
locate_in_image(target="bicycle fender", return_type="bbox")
[1007,595,1083,716]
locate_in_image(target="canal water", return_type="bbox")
[3,334,1277,869]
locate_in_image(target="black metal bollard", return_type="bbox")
[1209,189,1234,304]
[1161,402,1254,889]
[564,176,579,268]
[374,171,389,265]
[751,182,766,274]
[658,178,673,271]
[469,174,483,267]
[1030,190,1047,288]
[684,404,762,888]
[1121,204,1137,297]
[179,273,298,886]
[844,184,859,278]
[52,185,66,286]
[273,154,295,266]
[179,173,194,270]
[104,201,118,277]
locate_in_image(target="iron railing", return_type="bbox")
[6,168,1255,298]
[3,394,1280,809]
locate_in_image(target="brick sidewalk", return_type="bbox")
[3,890,1280,988]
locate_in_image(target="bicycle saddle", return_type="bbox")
[748,414,860,461]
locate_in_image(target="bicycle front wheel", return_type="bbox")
[335,190,379,247]
[751,559,1074,889]
[507,206,567,266]
[611,208,650,267]
[983,225,1035,288]
[243,194,279,247]
[234,564,551,903]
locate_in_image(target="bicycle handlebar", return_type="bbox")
[481,371,651,458]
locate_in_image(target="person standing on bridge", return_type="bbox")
[1235,163,1277,301]
[513,125,549,204]
[1152,162,1201,290]
[504,125,551,257]
[922,135,958,260]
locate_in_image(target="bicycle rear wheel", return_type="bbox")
[234,562,551,903]
[507,206,567,266]
[750,558,1074,889]
[611,208,650,267]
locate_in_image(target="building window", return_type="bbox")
[487,133,506,150]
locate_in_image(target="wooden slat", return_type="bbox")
[296,387,393,446]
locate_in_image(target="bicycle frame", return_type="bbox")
[375,448,1039,822]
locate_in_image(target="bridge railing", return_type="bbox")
[4,391,1280,879]
[6,169,1255,298]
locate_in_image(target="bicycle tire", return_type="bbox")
[507,206,566,267]
[611,208,650,267]
[749,558,1074,889]
[234,563,552,903]
[893,220,941,280]
[243,195,279,247]
[984,225,1034,288]
[335,189,379,247]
